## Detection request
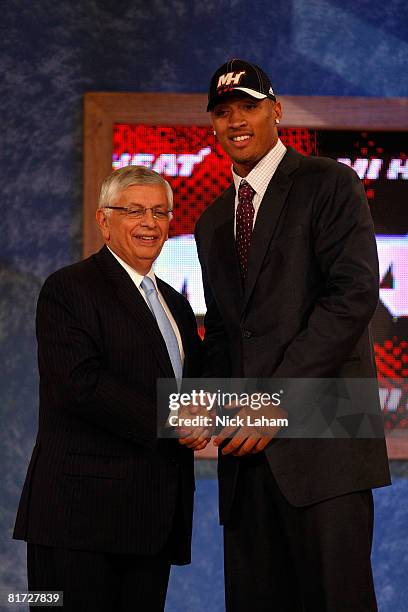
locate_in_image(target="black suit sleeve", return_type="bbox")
[274,164,379,378]
[37,272,157,448]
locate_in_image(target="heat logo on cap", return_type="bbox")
[216,71,246,90]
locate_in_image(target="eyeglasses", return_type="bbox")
[103,206,173,220]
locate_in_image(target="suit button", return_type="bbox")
[242,330,253,339]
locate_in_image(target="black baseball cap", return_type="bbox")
[207,58,276,112]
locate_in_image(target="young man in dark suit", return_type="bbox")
[14,166,205,611]
[195,59,391,611]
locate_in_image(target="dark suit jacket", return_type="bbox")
[14,246,201,563]
[195,147,390,523]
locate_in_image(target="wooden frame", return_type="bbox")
[83,92,408,459]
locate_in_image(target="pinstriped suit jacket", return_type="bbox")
[14,246,201,563]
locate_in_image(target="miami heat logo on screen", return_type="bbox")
[112,125,317,236]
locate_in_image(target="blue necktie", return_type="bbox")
[141,276,183,381]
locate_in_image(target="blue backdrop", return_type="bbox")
[1,1,407,610]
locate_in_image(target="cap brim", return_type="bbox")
[234,87,267,99]
[207,88,274,111]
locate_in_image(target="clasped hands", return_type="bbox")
[177,396,287,456]
[176,394,215,451]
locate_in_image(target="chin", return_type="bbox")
[230,150,252,162]
[232,154,258,168]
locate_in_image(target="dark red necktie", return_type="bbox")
[236,180,256,281]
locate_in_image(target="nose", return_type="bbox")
[229,107,247,128]
[140,209,157,228]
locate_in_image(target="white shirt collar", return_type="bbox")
[107,247,157,289]
[232,138,287,200]
[106,247,185,361]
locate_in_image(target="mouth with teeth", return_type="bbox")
[230,133,253,147]
[134,235,159,244]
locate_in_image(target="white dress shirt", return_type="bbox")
[107,247,184,363]
[232,138,287,233]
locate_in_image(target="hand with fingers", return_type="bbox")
[177,394,216,451]
[214,401,288,456]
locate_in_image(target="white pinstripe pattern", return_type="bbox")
[232,138,287,234]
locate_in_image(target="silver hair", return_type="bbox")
[98,165,173,212]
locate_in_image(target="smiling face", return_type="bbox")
[96,183,170,275]
[211,96,282,176]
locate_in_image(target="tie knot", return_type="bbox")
[238,180,256,202]
[141,276,156,297]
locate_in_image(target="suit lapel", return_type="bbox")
[211,185,244,312]
[94,246,174,378]
[243,147,301,312]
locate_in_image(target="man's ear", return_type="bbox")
[96,209,110,241]
[274,101,283,122]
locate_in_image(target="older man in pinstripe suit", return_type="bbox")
[14,166,204,611]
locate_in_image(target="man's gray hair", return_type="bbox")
[99,165,173,210]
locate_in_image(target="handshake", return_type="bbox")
[175,393,215,452]
[175,392,287,456]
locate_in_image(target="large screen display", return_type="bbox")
[112,124,408,431]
